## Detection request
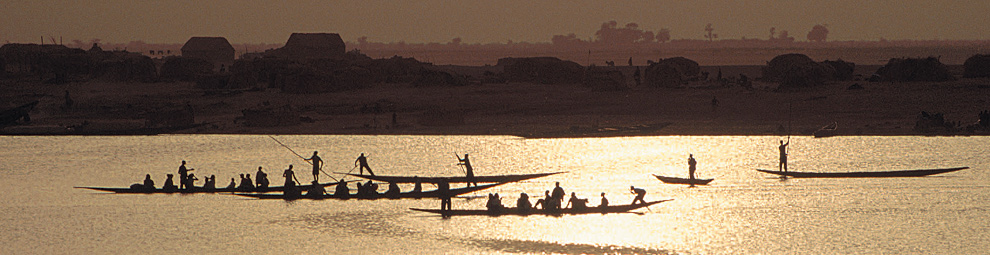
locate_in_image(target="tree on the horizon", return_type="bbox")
[657,28,671,43]
[595,21,656,44]
[807,24,829,42]
[704,24,717,42]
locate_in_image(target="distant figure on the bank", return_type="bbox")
[634,67,642,86]
[283,165,297,187]
[688,154,698,182]
[177,160,194,190]
[391,112,397,127]
[456,154,478,187]
[306,151,323,182]
[630,186,647,205]
[255,167,269,189]
[63,90,73,110]
[778,140,789,172]
[355,153,374,176]
[628,57,633,66]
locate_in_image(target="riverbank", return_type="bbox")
[2,65,988,137]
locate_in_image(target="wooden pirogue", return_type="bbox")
[755,166,968,178]
[409,199,672,217]
[341,171,565,183]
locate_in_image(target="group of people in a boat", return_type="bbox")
[470,182,649,214]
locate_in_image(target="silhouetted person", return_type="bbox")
[627,57,633,66]
[255,167,269,189]
[225,178,236,190]
[631,186,647,205]
[551,182,565,209]
[412,177,422,194]
[486,193,503,214]
[438,179,452,213]
[517,193,532,214]
[355,153,374,176]
[779,140,789,172]
[599,192,609,208]
[306,180,325,198]
[334,179,350,199]
[457,154,477,187]
[688,154,698,182]
[567,192,588,210]
[385,182,400,199]
[306,151,323,182]
[162,174,177,192]
[283,165,297,187]
[534,190,550,210]
[185,173,198,190]
[177,160,194,190]
[203,175,216,190]
[143,174,155,189]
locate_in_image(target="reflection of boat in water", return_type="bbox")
[653,174,713,185]
[233,183,502,200]
[409,199,672,217]
[341,171,564,184]
[76,181,348,194]
[813,122,838,138]
[755,166,968,178]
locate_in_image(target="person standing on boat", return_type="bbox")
[177,160,194,190]
[457,154,478,187]
[355,153,375,176]
[688,154,698,181]
[283,165,297,187]
[438,179,452,213]
[551,182,565,210]
[255,166,269,189]
[306,151,323,182]
[778,140,789,172]
[630,186,647,205]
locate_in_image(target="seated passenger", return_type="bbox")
[225,178,236,190]
[516,193,532,214]
[567,192,588,210]
[142,174,155,189]
[334,179,350,199]
[162,174,178,192]
[385,182,401,199]
[306,180,326,198]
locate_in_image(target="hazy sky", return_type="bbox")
[2,0,988,44]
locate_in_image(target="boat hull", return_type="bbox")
[755,167,968,178]
[232,183,503,200]
[76,181,347,194]
[410,199,672,216]
[341,171,564,183]
[653,174,714,185]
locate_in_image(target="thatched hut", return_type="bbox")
[873,57,954,82]
[180,37,235,65]
[643,57,700,88]
[268,33,346,59]
[497,57,584,84]
[822,59,855,81]
[762,53,836,89]
[963,54,990,78]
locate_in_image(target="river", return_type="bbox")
[0,135,987,254]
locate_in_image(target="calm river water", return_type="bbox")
[0,135,987,254]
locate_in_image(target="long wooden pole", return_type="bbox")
[268,135,338,182]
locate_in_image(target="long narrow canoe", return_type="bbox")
[339,171,564,184]
[232,183,503,200]
[653,174,714,185]
[755,166,968,178]
[76,181,348,194]
[410,199,672,217]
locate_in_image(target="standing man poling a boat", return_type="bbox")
[630,186,647,205]
[778,140,789,172]
[177,160,194,190]
[456,154,478,187]
[305,151,323,182]
[355,153,375,176]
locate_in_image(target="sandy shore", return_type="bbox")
[3,65,988,137]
